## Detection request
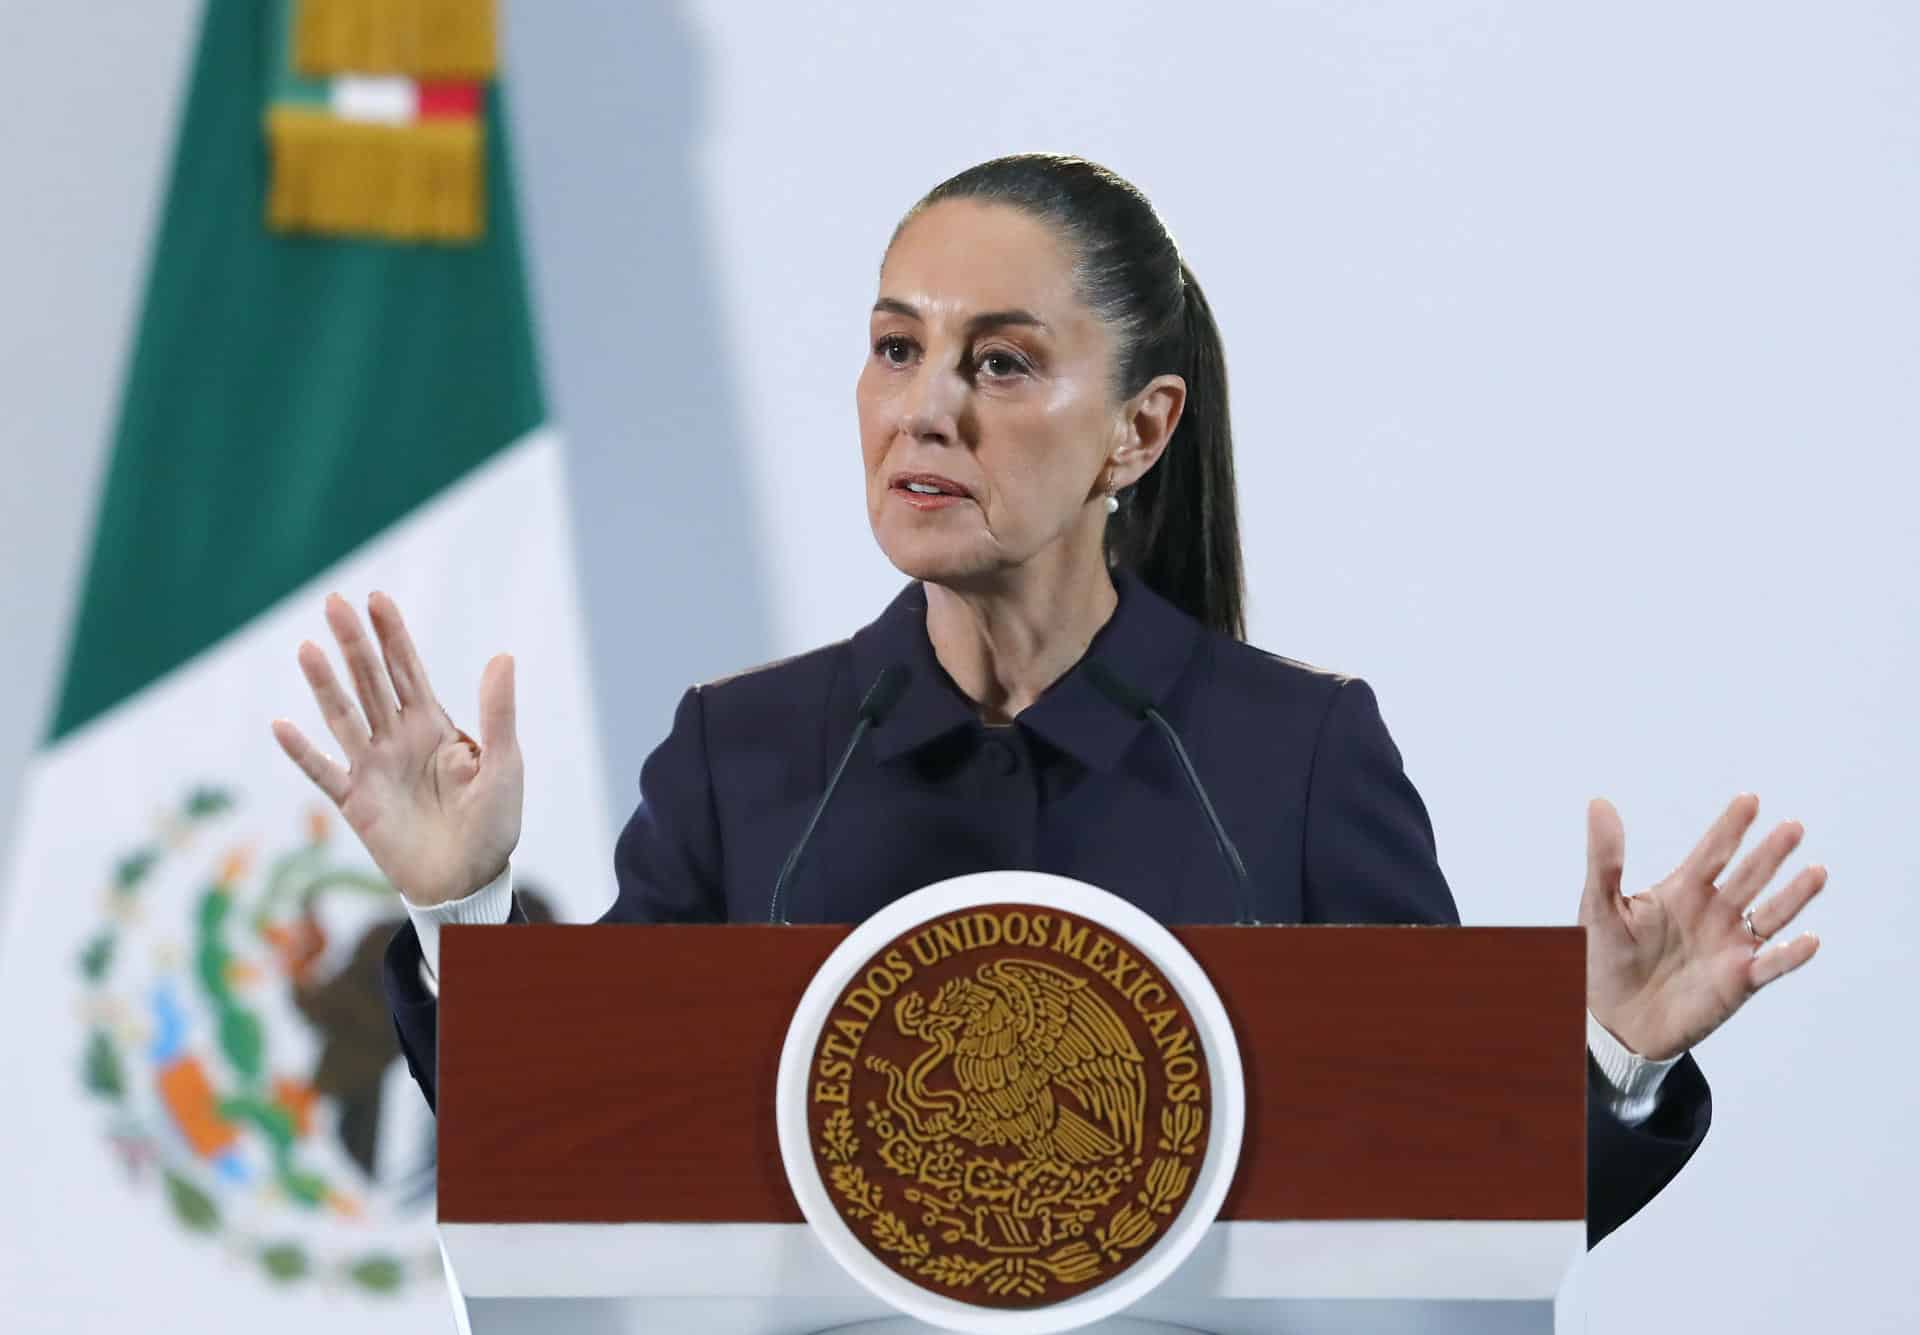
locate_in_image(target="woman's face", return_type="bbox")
[857,199,1180,590]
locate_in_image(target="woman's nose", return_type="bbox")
[899,364,964,443]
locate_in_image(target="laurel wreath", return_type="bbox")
[76,785,439,1295]
[818,1097,1203,1301]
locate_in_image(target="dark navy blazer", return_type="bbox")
[384,566,1709,1247]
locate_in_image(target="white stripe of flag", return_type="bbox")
[330,75,418,125]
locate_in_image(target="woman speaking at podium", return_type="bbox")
[271,155,1824,1248]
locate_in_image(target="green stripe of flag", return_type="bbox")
[49,0,544,743]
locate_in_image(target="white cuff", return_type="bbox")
[403,862,515,984]
[1586,1009,1683,1127]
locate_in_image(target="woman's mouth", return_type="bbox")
[890,474,972,510]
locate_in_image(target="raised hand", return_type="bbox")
[270,592,523,908]
[1582,793,1825,1061]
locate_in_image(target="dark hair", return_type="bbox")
[895,154,1245,640]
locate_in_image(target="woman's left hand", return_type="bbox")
[1582,792,1825,1062]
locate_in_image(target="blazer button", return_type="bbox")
[980,737,1020,775]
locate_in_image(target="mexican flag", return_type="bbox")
[0,2,610,1330]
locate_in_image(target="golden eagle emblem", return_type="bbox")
[808,906,1210,1306]
[874,959,1147,1171]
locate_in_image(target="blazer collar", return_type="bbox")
[847,566,1202,772]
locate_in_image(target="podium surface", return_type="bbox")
[436,923,1585,1334]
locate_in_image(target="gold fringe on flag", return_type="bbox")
[294,0,497,80]
[266,108,485,243]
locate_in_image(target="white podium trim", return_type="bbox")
[437,1218,1583,1302]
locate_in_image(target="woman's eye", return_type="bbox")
[977,350,1029,379]
[874,334,915,366]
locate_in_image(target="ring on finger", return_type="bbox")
[1742,907,1767,944]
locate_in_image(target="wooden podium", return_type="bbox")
[434,923,1586,1334]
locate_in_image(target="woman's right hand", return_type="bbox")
[270,591,523,908]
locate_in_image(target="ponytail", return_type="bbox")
[905,155,1248,640]
[1106,262,1245,640]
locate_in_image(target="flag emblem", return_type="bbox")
[75,786,440,1295]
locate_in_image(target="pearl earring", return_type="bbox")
[1103,493,1120,515]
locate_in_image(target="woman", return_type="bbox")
[271,154,1825,1248]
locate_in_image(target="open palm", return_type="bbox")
[1582,793,1825,1061]
[270,591,522,908]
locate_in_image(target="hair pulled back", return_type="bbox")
[896,154,1245,640]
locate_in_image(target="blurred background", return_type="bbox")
[1,1,1913,1332]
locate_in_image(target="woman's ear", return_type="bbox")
[1110,373,1187,488]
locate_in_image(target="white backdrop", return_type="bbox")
[3,2,1914,1331]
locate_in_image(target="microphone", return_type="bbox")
[1082,661,1260,925]
[767,664,911,924]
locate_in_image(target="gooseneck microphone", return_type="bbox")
[1082,661,1260,925]
[767,664,911,924]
